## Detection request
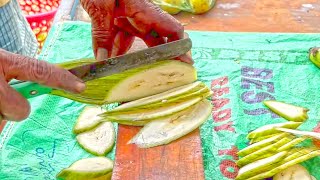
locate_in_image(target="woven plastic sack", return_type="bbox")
[1,21,320,180]
[152,0,215,14]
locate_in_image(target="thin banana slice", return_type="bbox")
[56,157,113,180]
[73,106,105,134]
[263,100,309,122]
[128,99,212,148]
[102,96,203,121]
[108,81,205,112]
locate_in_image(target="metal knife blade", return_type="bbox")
[68,37,192,82]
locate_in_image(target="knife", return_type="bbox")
[10,37,192,99]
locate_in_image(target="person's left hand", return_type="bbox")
[80,0,193,64]
[0,49,85,122]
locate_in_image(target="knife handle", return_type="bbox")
[11,81,53,99]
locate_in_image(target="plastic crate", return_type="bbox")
[19,0,61,53]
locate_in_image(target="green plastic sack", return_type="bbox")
[152,0,215,14]
[1,21,320,180]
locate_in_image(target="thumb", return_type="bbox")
[0,77,30,121]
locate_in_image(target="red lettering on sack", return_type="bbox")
[211,76,229,88]
[211,76,239,179]
[220,160,239,179]
[212,98,230,110]
[213,87,229,98]
[214,121,235,132]
[218,146,239,160]
[213,109,231,123]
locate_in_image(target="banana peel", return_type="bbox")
[238,133,287,157]
[246,149,320,180]
[247,122,302,139]
[236,136,294,167]
[235,151,287,180]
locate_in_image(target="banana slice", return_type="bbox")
[102,96,203,121]
[263,100,309,122]
[73,106,105,134]
[108,81,205,112]
[128,99,212,148]
[56,157,113,180]
[76,122,115,156]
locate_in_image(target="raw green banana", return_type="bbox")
[52,60,197,105]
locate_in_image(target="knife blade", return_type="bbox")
[69,37,192,82]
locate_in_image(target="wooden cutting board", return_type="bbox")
[110,38,205,180]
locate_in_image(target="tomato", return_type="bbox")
[31,4,40,12]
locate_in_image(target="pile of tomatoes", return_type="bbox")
[19,0,61,51]
[19,0,60,15]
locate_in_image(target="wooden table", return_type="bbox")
[1,0,319,179]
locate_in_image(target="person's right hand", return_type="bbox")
[0,49,86,122]
[80,0,193,64]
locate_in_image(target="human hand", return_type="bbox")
[80,0,193,64]
[0,49,86,122]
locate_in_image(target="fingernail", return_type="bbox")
[97,48,108,61]
[75,81,86,93]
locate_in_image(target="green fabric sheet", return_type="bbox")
[1,21,320,180]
